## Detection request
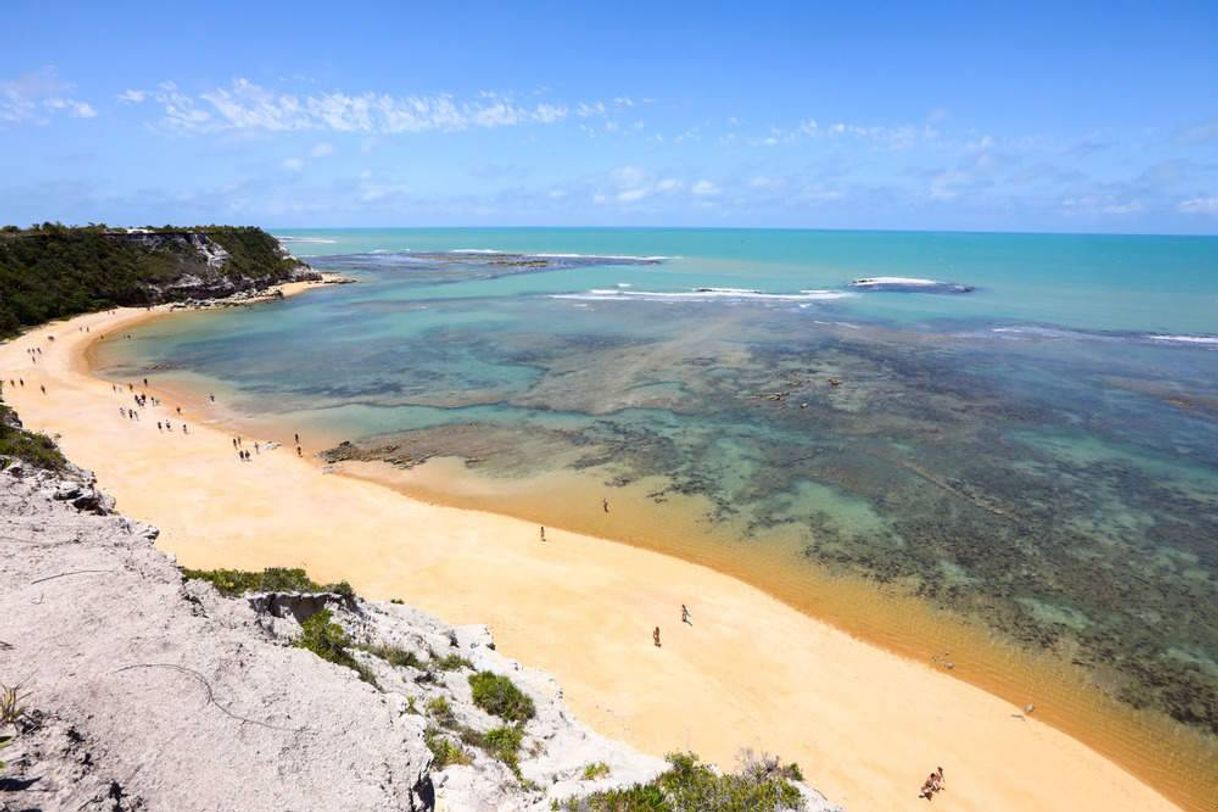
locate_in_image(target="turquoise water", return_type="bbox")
[97,228,1218,735]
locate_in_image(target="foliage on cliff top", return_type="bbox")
[0,222,302,337]
[0,396,67,471]
[181,566,354,598]
[468,670,536,723]
[294,608,377,685]
[566,752,806,812]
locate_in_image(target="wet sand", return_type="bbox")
[0,296,1194,811]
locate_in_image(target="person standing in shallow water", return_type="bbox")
[653,627,661,647]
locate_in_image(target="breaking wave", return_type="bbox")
[553,287,854,303]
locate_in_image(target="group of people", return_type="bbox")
[653,605,693,648]
[917,766,946,801]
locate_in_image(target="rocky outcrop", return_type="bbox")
[0,463,836,811]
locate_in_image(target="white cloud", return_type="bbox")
[45,97,97,118]
[281,157,304,172]
[0,66,97,124]
[1179,196,1218,215]
[617,187,651,203]
[151,78,585,134]
[691,179,720,197]
[1061,194,1145,215]
[118,89,147,103]
[749,117,933,150]
[748,176,785,190]
[310,141,334,158]
[577,101,607,118]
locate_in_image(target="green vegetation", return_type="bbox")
[0,223,303,338]
[293,609,377,686]
[0,683,25,773]
[582,761,611,780]
[566,752,806,811]
[0,397,67,471]
[468,671,536,723]
[424,726,473,768]
[181,566,353,598]
[426,696,456,727]
[482,724,525,777]
[356,642,422,669]
[433,652,474,671]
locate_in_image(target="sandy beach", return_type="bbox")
[0,296,1189,810]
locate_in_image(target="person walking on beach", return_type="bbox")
[540,525,547,542]
[182,423,188,434]
[602,497,610,513]
[653,626,662,648]
[296,446,302,457]
[294,432,300,445]
[40,385,46,395]
[918,766,945,801]
[681,604,692,625]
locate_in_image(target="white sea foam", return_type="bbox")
[850,276,940,287]
[445,249,667,262]
[553,287,854,303]
[275,235,338,244]
[990,326,1102,340]
[1147,334,1218,346]
[533,252,670,262]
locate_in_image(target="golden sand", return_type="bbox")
[1,294,1202,810]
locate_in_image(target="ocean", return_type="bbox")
[93,227,1218,746]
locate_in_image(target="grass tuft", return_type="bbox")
[181,566,353,598]
[468,671,536,723]
[293,609,377,686]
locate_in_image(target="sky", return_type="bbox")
[1,1,1216,234]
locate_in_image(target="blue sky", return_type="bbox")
[2,1,1216,233]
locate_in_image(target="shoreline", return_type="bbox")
[1,294,1202,810]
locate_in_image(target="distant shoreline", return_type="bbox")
[0,289,1203,810]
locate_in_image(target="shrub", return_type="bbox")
[468,671,536,723]
[357,642,421,669]
[568,751,806,811]
[181,566,353,598]
[424,727,473,768]
[434,653,474,672]
[582,761,611,780]
[0,683,26,773]
[483,724,525,776]
[0,401,67,471]
[426,696,456,727]
[294,609,377,686]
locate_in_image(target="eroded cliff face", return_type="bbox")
[107,229,319,302]
[0,464,706,811]
[0,444,837,811]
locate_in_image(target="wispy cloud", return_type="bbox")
[136,78,594,135]
[1179,196,1218,215]
[1,66,97,124]
[750,117,937,149]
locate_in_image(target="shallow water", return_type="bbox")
[95,229,1218,757]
